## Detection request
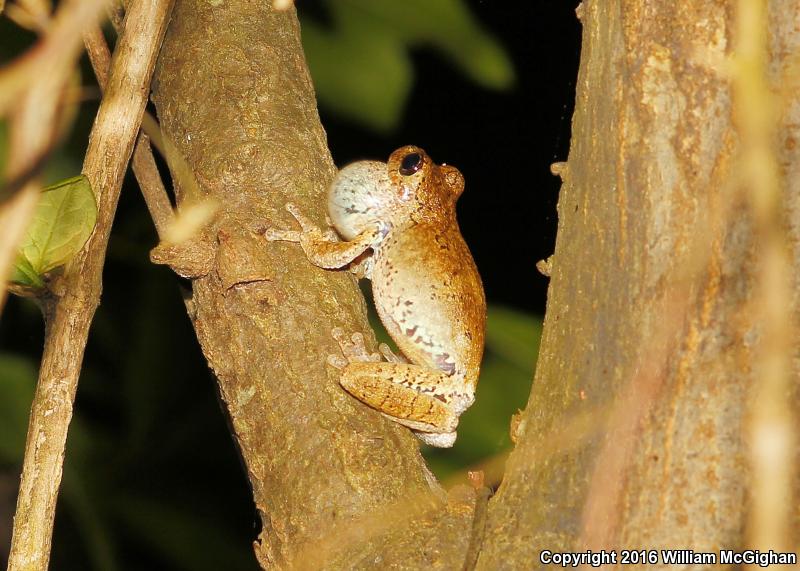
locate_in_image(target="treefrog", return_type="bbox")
[266,146,486,447]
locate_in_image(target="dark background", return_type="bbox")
[322,1,582,313]
[0,1,582,568]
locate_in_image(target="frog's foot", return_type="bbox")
[268,204,381,270]
[327,353,349,369]
[378,343,408,364]
[264,203,308,243]
[328,327,381,368]
[281,204,337,241]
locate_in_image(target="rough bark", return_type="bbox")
[476,1,799,569]
[150,1,477,568]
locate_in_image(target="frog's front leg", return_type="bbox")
[265,203,384,270]
[329,329,465,448]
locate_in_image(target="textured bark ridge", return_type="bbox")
[476,1,799,569]
[150,1,476,568]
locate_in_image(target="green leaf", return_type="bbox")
[300,0,513,132]
[301,18,412,132]
[9,257,43,288]
[334,0,515,90]
[485,305,543,372]
[0,352,37,464]
[11,175,97,287]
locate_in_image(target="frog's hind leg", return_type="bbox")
[329,328,465,446]
[338,362,465,435]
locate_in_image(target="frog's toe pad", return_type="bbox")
[285,203,318,232]
[331,328,379,362]
[350,333,381,362]
[264,228,299,242]
[350,331,365,347]
[327,354,347,369]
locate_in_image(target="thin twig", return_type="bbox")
[86,19,210,244]
[4,3,47,32]
[82,23,111,89]
[7,1,174,568]
[131,133,175,236]
[140,111,203,205]
[91,3,203,238]
[84,22,175,237]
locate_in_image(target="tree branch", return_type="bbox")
[7,2,174,568]
[150,0,478,567]
[84,22,176,238]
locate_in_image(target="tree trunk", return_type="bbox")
[476,1,799,569]
[150,1,477,568]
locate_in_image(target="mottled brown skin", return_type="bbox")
[266,146,486,447]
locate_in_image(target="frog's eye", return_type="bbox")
[399,152,423,176]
